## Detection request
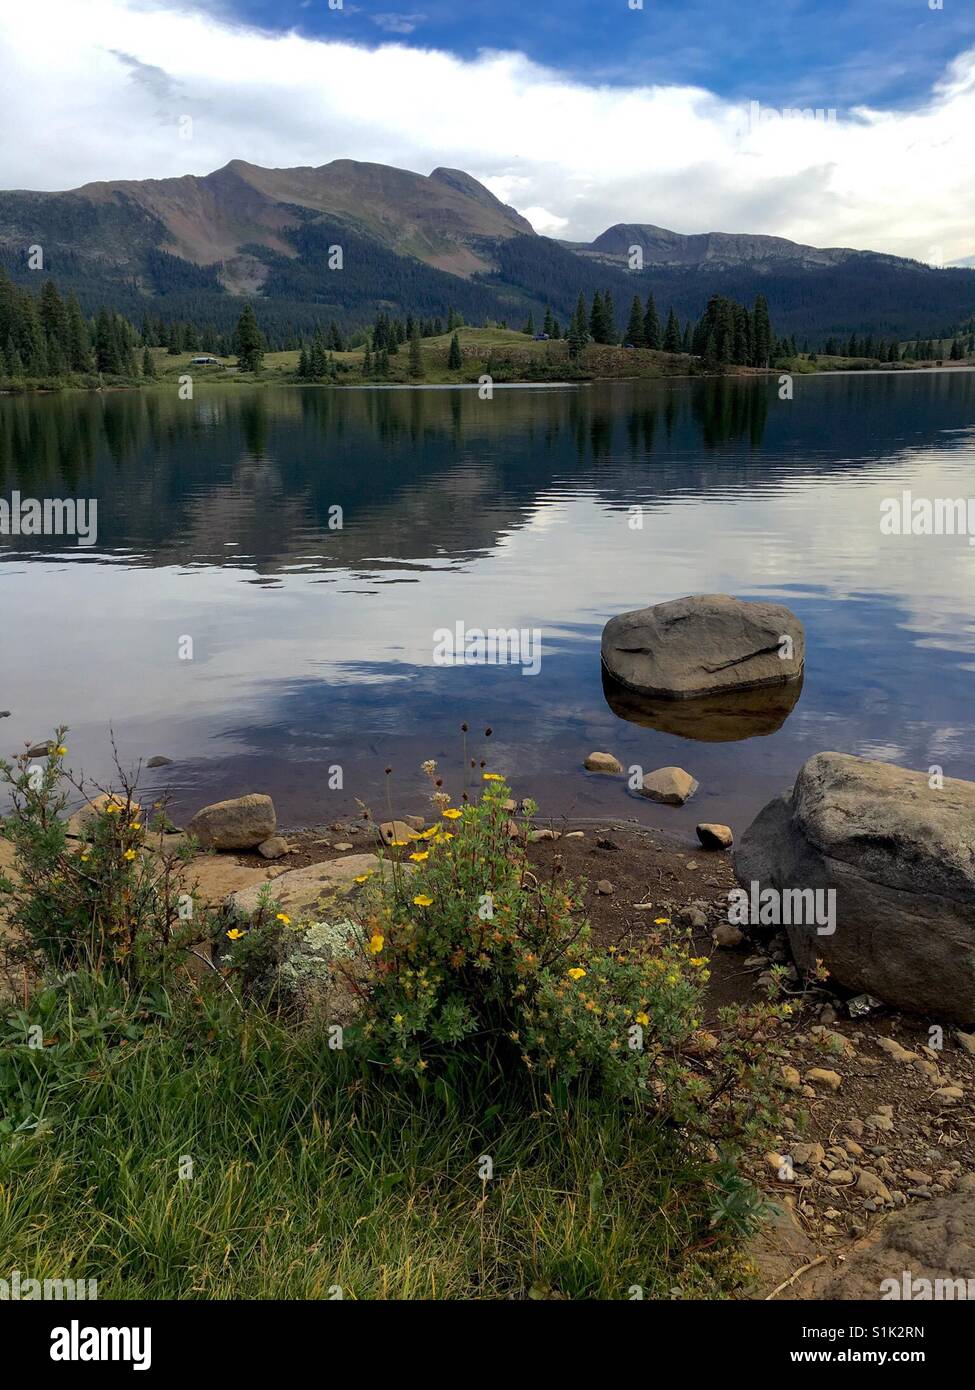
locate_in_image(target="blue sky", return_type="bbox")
[3,0,975,260]
[216,0,974,110]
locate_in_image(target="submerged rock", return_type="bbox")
[601,594,804,700]
[734,752,975,1025]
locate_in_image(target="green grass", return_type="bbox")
[0,974,751,1300]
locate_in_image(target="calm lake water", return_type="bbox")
[2,372,974,841]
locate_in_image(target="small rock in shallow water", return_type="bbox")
[584,751,623,775]
[639,766,698,806]
[146,756,173,768]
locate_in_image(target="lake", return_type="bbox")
[2,371,974,841]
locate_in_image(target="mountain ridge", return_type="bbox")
[1,157,972,343]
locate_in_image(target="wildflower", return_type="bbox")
[442,808,462,820]
[420,826,440,839]
[635,1011,650,1026]
[80,853,90,863]
[123,848,137,862]
[689,957,708,968]
[390,839,410,847]
[276,913,291,925]
[56,745,68,756]
[413,894,433,907]
[420,759,437,774]
[226,928,245,941]
[654,917,670,925]
[443,832,454,841]
[393,1013,404,1026]
[482,772,503,782]
[104,803,121,815]
[367,932,385,954]
[567,967,586,981]
[354,874,371,883]
[130,822,141,831]
[409,851,429,862]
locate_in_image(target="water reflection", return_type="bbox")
[2,371,974,836]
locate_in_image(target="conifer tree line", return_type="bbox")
[0,268,138,380]
[818,330,973,362]
[3,264,969,387]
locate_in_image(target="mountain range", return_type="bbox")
[1,158,973,344]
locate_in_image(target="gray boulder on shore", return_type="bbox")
[734,752,975,1026]
[186,793,276,851]
[601,594,804,700]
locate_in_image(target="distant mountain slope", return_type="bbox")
[0,159,973,343]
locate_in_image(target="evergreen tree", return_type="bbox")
[568,292,589,359]
[409,319,424,378]
[234,304,264,372]
[662,306,681,353]
[543,307,555,337]
[523,313,535,336]
[751,295,772,367]
[142,345,156,378]
[448,332,462,370]
[625,295,645,347]
[643,293,661,349]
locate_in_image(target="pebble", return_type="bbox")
[805,1068,843,1092]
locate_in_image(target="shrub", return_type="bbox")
[0,731,206,987]
[339,766,788,1152]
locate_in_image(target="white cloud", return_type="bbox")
[1,0,974,260]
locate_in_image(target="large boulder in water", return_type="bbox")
[734,753,975,1025]
[601,594,804,700]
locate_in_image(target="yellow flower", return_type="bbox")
[130,822,141,831]
[354,873,371,883]
[443,832,454,840]
[442,808,462,820]
[276,913,291,925]
[367,932,385,954]
[104,803,121,815]
[635,1011,650,1026]
[123,848,137,861]
[56,745,68,756]
[409,851,429,862]
[567,967,586,981]
[390,839,410,847]
[689,957,708,968]
[393,1013,404,1026]
[420,826,440,839]
[80,853,90,863]
[482,772,503,782]
[413,894,433,907]
[654,917,670,925]
[226,928,245,941]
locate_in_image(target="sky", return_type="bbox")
[1,0,974,262]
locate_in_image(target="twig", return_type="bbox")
[764,1254,828,1300]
